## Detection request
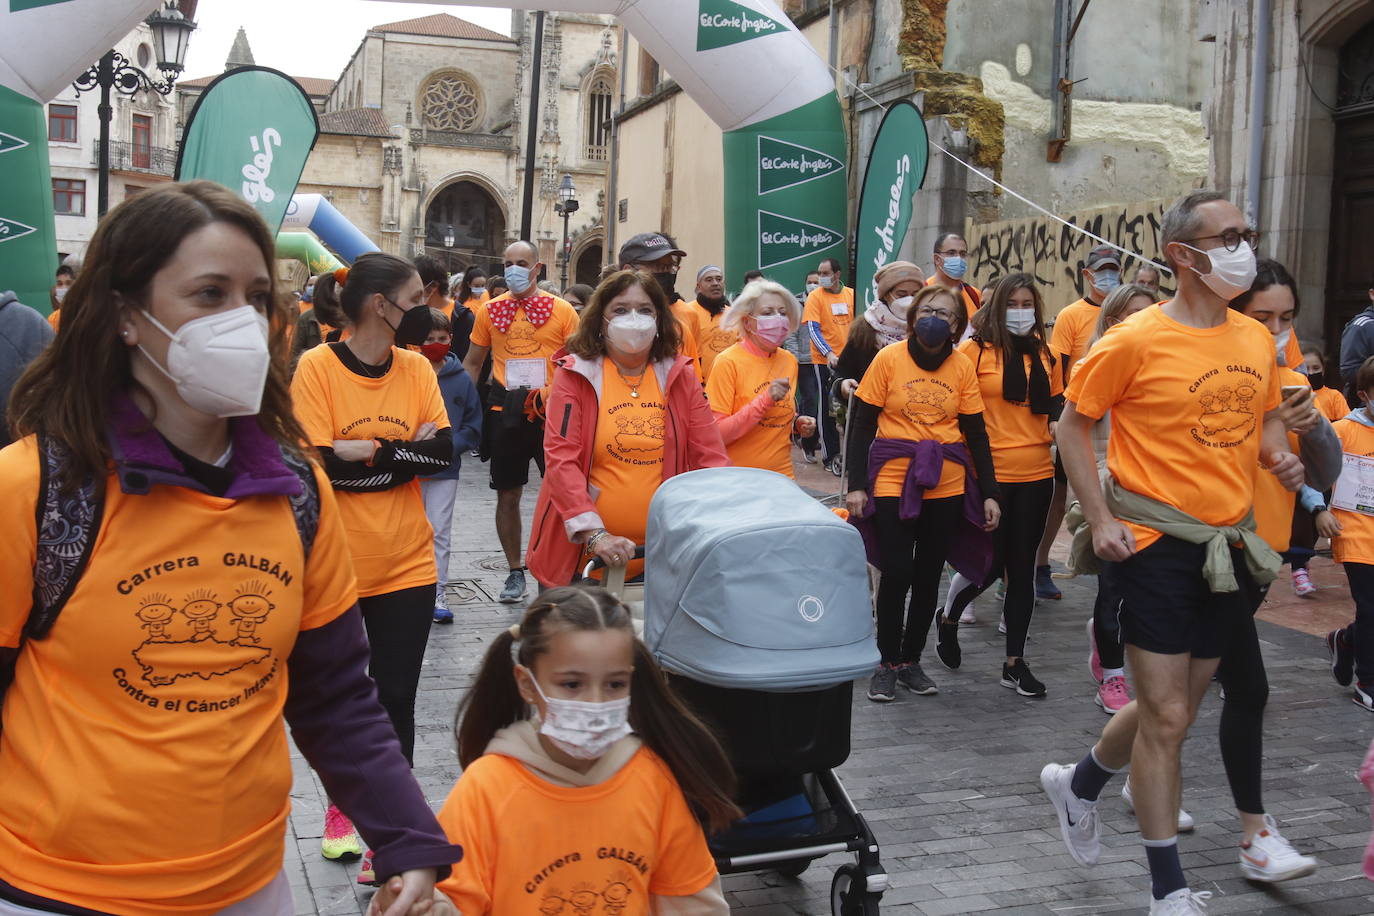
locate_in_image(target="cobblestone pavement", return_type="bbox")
[286,463,1374,915]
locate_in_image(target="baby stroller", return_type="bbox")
[642,467,887,914]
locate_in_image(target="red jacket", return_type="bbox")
[527,350,729,587]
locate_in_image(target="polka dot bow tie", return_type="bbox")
[489,295,555,333]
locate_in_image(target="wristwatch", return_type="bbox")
[1310,503,1328,519]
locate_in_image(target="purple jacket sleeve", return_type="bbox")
[283,606,462,881]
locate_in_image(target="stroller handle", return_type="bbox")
[581,545,647,599]
[582,544,647,575]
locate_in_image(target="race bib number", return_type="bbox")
[505,358,547,389]
[831,300,849,316]
[1332,452,1374,516]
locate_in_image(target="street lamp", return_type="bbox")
[73,1,196,217]
[554,173,579,290]
[443,224,456,272]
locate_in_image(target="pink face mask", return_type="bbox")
[752,314,791,347]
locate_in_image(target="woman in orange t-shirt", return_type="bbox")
[0,182,458,915]
[526,270,728,588]
[845,285,1001,703]
[940,273,1063,697]
[1303,346,1349,422]
[290,253,454,877]
[706,279,816,478]
[431,586,737,914]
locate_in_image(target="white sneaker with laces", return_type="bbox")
[1039,762,1100,866]
[1149,889,1212,914]
[1121,777,1195,832]
[1239,815,1318,882]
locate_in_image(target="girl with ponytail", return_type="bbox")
[433,585,736,915]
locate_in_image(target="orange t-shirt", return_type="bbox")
[855,342,984,499]
[925,275,979,316]
[958,339,1063,483]
[1314,385,1348,423]
[693,305,738,380]
[290,345,449,597]
[0,437,356,914]
[1049,297,1100,379]
[1332,416,1374,565]
[669,300,702,378]
[1283,332,1302,372]
[706,341,799,477]
[589,366,665,577]
[1066,304,1282,551]
[469,294,579,390]
[436,746,718,915]
[463,291,490,311]
[1253,366,1308,552]
[802,286,854,362]
[46,309,60,332]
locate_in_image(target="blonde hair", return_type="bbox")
[721,279,801,334]
[1089,283,1157,348]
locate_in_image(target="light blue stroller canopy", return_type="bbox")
[643,467,879,690]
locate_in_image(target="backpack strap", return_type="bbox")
[964,283,983,311]
[29,435,105,640]
[281,450,321,560]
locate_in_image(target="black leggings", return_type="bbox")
[944,478,1052,659]
[359,583,436,765]
[1092,563,1126,671]
[873,495,963,665]
[1216,584,1270,816]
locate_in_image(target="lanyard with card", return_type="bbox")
[831,300,850,316]
[505,357,547,390]
[1332,452,1374,516]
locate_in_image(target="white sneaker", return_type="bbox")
[1239,815,1318,882]
[1149,889,1213,914]
[959,605,977,626]
[1040,762,1100,866]
[1122,777,1195,832]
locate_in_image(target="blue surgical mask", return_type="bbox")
[504,264,533,295]
[915,315,952,347]
[1092,269,1121,294]
[941,256,967,280]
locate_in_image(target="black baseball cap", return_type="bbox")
[1086,245,1121,271]
[618,232,687,265]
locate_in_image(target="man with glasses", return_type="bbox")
[927,232,982,320]
[802,257,853,470]
[1037,245,1127,599]
[1039,191,1298,915]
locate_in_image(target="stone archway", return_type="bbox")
[423,179,507,264]
[575,243,604,286]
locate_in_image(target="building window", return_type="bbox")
[48,104,77,142]
[638,48,660,97]
[137,43,152,68]
[584,72,614,161]
[53,178,86,216]
[420,71,483,132]
[131,114,152,169]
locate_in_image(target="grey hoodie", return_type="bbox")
[0,292,54,448]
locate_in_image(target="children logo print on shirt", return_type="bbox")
[902,378,955,424]
[131,580,278,688]
[1189,365,1263,448]
[489,295,555,333]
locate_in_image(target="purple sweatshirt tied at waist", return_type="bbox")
[850,437,995,587]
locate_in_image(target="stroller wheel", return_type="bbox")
[774,856,812,878]
[830,864,879,915]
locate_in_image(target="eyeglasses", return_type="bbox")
[1181,229,1260,252]
[916,307,957,321]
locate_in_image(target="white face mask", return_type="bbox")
[804,282,820,295]
[888,295,915,319]
[469,286,486,296]
[1181,242,1257,301]
[137,305,271,417]
[524,670,632,760]
[53,287,68,303]
[605,311,657,354]
[1006,307,1037,336]
[1274,327,1292,365]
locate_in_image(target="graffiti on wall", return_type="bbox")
[967,198,1176,313]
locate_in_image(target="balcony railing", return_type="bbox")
[93,140,178,177]
[584,143,608,162]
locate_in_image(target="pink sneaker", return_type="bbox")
[320,804,362,861]
[1095,675,1132,714]
[1292,567,1317,597]
[1087,617,1104,684]
[357,848,378,886]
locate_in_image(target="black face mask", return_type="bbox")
[1308,370,1326,390]
[383,297,434,347]
[653,271,679,301]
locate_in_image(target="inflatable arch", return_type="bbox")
[281,193,381,265]
[276,231,344,275]
[404,0,848,292]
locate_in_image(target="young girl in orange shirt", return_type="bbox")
[1329,355,1374,711]
[429,586,738,914]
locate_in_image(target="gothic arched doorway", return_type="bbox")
[1324,18,1374,354]
[425,180,506,269]
[575,243,604,286]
